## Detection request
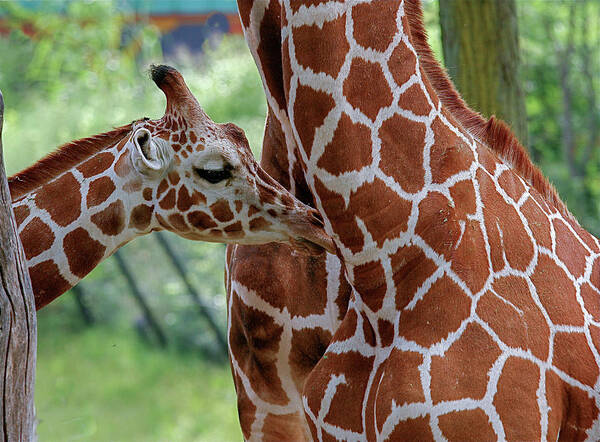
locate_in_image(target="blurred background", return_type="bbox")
[0,0,598,440]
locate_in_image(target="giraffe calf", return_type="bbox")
[9,64,334,309]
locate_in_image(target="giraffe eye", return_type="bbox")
[194,165,233,184]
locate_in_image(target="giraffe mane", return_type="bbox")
[8,124,133,201]
[404,0,571,219]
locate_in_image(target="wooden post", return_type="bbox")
[0,90,37,439]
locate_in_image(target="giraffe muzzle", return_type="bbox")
[284,209,336,255]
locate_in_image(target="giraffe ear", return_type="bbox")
[131,128,173,176]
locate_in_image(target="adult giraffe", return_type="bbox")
[10,64,333,310]
[228,0,600,440]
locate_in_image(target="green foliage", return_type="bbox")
[35,314,242,441]
[518,0,600,233]
[0,2,267,435]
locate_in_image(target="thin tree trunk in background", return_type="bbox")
[439,0,528,146]
[154,232,228,355]
[0,90,37,440]
[71,284,94,326]
[113,250,167,348]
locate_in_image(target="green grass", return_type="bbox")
[35,317,242,442]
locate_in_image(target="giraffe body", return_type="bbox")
[10,65,333,309]
[229,0,600,440]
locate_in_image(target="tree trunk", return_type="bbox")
[439,0,528,146]
[0,90,37,439]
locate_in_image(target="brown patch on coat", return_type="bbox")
[379,114,426,193]
[429,118,474,184]
[415,191,458,259]
[553,218,589,278]
[176,186,198,212]
[476,276,549,360]
[113,151,130,177]
[229,243,328,317]
[158,188,176,210]
[390,245,437,310]
[13,205,30,226]
[398,83,432,117]
[87,176,116,208]
[35,172,81,227]
[397,275,471,347]
[498,169,526,202]
[376,349,425,414]
[63,227,106,278]
[187,211,217,229]
[553,332,598,387]
[317,113,372,176]
[346,178,412,248]
[293,13,349,77]
[156,179,169,198]
[344,59,393,121]
[122,178,142,193]
[90,200,126,236]
[545,369,599,441]
[167,171,180,185]
[388,39,417,88]
[580,283,600,321]
[438,409,496,441]
[228,293,289,405]
[353,259,386,312]
[386,417,434,441]
[352,0,399,52]
[249,217,271,232]
[129,204,153,231]
[20,217,54,259]
[30,260,71,309]
[224,221,243,238]
[289,327,332,394]
[478,169,534,271]
[232,371,256,441]
[76,152,116,178]
[493,357,541,441]
[168,213,189,232]
[262,412,311,442]
[293,84,335,157]
[451,219,489,293]
[305,351,373,434]
[210,200,234,223]
[430,323,500,403]
[142,187,153,201]
[449,179,477,215]
[256,1,286,110]
[521,196,552,249]
[377,319,394,347]
[531,254,584,327]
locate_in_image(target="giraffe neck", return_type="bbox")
[11,137,152,309]
[276,0,576,313]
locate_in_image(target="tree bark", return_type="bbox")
[0,90,37,439]
[439,0,528,146]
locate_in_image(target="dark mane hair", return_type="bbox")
[9,124,133,201]
[405,0,570,218]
